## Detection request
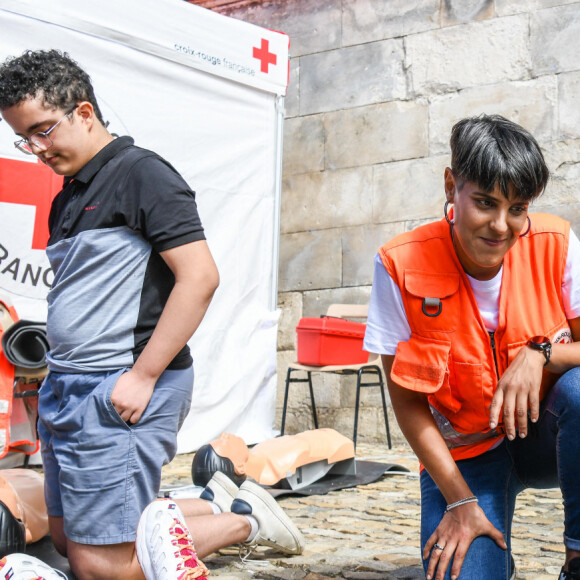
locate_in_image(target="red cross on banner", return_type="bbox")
[253,38,277,74]
[0,158,62,250]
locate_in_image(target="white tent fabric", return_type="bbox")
[0,0,288,452]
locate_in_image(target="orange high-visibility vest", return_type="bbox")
[380,213,571,461]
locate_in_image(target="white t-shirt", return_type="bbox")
[363,229,580,355]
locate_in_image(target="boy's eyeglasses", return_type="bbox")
[13,106,77,155]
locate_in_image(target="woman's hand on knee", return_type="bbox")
[423,503,507,580]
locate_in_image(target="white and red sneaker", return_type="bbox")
[136,499,209,580]
[0,553,68,579]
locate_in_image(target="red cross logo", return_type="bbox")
[0,158,62,250]
[253,38,277,74]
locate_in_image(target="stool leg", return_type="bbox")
[378,372,392,449]
[280,367,292,435]
[307,372,319,429]
[353,369,363,450]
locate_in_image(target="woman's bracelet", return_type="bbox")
[445,496,478,512]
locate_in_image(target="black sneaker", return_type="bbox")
[510,555,516,580]
[560,556,580,579]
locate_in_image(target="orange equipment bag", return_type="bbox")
[0,300,42,460]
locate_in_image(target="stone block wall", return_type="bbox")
[212,0,580,445]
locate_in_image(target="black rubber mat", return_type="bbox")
[267,459,410,497]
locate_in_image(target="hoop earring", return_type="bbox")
[444,201,454,225]
[519,216,531,238]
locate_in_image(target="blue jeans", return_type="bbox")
[420,367,580,579]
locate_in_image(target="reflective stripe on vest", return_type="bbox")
[380,213,571,460]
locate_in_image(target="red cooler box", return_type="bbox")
[296,316,369,366]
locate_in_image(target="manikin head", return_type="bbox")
[191,433,249,487]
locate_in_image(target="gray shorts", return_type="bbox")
[38,366,193,545]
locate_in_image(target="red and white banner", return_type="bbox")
[0,157,60,316]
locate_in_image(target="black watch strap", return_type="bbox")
[527,335,552,366]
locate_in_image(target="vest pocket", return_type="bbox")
[445,361,486,433]
[403,269,460,332]
[392,333,452,394]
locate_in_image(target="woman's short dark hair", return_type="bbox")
[450,114,549,201]
[0,49,104,124]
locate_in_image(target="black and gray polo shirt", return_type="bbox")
[46,136,205,373]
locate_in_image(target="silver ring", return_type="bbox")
[434,543,445,550]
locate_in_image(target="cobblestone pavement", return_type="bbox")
[161,443,565,579]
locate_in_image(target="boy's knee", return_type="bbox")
[53,539,67,558]
[48,516,67,557]
[67,540,142,580]
[68,557,103,580]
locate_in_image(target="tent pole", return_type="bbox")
[270,95,285,312]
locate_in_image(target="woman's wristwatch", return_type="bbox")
[527,335,552,366]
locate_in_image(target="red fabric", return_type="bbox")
[0,301,39,459]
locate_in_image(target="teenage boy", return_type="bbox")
[0,49,303,580]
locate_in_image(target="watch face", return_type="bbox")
[530,335,550,346]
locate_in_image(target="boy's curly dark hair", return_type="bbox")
[0,49,104,124]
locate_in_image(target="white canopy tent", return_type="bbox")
[0,0,288,452]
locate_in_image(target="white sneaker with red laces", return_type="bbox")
[136,498,209,580]
[0,553,68,579]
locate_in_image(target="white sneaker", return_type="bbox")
[0,553,68,579]
[199,471,238,513]
[231,481,305,555]
[136,498,209,580]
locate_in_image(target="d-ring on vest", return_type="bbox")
[422,297,442,317]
